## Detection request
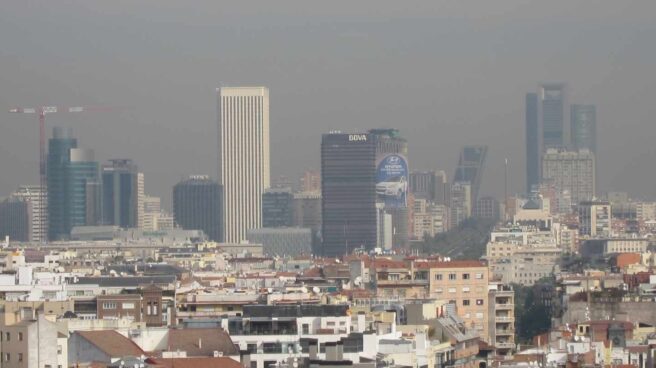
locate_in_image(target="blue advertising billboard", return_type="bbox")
[376,154,408,208]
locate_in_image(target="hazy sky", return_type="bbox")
[1,1,655,209]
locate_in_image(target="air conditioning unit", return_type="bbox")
[213,351,223,357]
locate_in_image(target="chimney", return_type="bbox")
[240,350,251,368]
[308,340,318,360]
[325,342,337,361]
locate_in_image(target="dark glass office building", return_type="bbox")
[571,104,596,153]
[540,83,567,150]
[262,188,294,228]
[173,176,222,241]
[525,92,540,194]
[453,145,488,205]
[102,159,138,228]
[47,128,100,240]
[0,198,30,242]
[321,133,377,257]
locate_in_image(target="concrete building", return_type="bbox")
[102,159,139,229]
[578,200,611,237]
[427,260,491,342]
[217,86,270,243]
[370,128,409,248]
[321,132,377,257]
[488,283,515,356]
[262,188,294,228]
[299,169,320,193]
[8,186,47,243]
[450,182,471,227]
[474,196,501,221]
[137,172,145,229]
[0,311,62,368]
[173,175,223,241]
[542,149,595,205]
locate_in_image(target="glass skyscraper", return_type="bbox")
[525,92,539,193]
[47,127,99,240]
[102,159,138,228]
[571,104,596,153]
[173,175,223,241]
[321,132,377,257]
[540,83,567,150]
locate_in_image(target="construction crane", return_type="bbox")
[8,105,112,243]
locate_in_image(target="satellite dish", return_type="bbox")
[313,287,320,293]
[301,287,308,293]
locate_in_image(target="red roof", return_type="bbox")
[149,357,241,368]
[77,330,145,357]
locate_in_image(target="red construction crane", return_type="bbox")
[8,105,113,243]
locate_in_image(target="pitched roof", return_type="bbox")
[77,330,144,357]
[167,328,238,357]
[148,357,241,368]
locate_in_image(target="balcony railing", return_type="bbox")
[495,316,515,322]
[495,342,515,349]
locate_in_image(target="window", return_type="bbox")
[18,332,23,341]
[462,287,470,293]
[476,299,484,306]
[475,273,484,279]
[435,273,443,281]
[476,313,484,319]
[448,273,457,281]
[462,273,470,280]
[463,299,470,306]
[5,353,9,362]
[302,324,309,334]
[122,303,135,309]
[435,288,443,293]
[448,288,456,293]
[5,332,9,341]
[102,302,117,309]
[18,354,23,362]
[58,345,63,355]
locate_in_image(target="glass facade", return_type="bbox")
[321,133,377,257]
[173,176,222,241]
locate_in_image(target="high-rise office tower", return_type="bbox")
[0,197,31,242]
[102,159,139,228]
[525,92,540,194]
[173,175,223,241]
[137,172,145,229]
[142,195,161,231]
[450,181,472,227]
[47,128,100,240]
[11,185,47,242]
[299,169,321,193]
[542,149,595,205]
[262,188,294,228]
[409,170,448,205]
[321,132,377,257]
[453,145,487,207]
[578,200,610,237]
[571,104,596,153]
[217,86,270,243]
[369,128,409,248]
[539,83,568,150]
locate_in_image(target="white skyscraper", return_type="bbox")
[217,86,270,243]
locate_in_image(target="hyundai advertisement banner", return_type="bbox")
[376,154,408,208]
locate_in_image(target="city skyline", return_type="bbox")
[2,2,656,206]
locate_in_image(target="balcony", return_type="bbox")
[495,302,513,310]
[495,342,515,350]
[495,328,514,336]
[495,316,515,322]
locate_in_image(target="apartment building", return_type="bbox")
[488,283,515,356]
[426,261,490,342]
